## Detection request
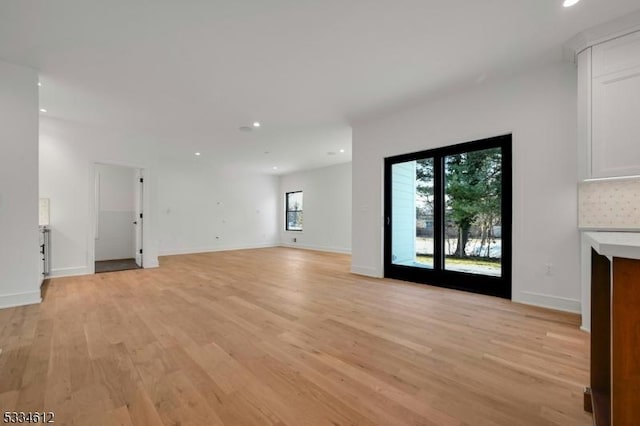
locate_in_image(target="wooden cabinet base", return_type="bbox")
[587,250,640,425]
[584,388,593,413]
[585,386,611,426]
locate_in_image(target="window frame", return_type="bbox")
[383,134,512,299]
[285,191,304,231]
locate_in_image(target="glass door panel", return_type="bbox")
[444,148,502,277]
[391,159,434,268]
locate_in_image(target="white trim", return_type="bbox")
[564,11,640,62]
[48,259,159,278]
[0,291,41,310]
[581,326,591,333]
[88,161,151,276]
[576,47,592,180]
[579,226,640,232]
[158,242,279,257]
[582,174,640,183]
[515,291,581,314]
[143,258,159,268]
[279,243,351,255]
[49,266,92,278]
[350,264,382,278]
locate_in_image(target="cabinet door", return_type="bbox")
[592,31,640,178]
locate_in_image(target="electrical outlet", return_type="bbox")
[293,237,297,243]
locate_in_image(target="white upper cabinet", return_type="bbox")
[589,31,640,178]
[577,48,592,180]
[592,31,640,78]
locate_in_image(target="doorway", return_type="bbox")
[384,134,512,298]
[94,163,144,273]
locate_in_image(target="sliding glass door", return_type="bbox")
[384,135,512,299]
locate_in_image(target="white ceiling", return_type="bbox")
[1,1,639,174]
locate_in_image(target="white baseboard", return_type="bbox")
[158,242,279,257]
[49,266,91,278]
[143,258,160,269]
[516,291,581,314]
[350,264,382,278]
[0,291,41,310]
[279,243,351,255]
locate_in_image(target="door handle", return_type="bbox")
[386,217,390,226]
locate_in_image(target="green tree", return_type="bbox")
[414,149,501,258]
[416,158,434,214]
[445,148,501,258]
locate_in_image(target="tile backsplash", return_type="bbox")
[578,177,640,229]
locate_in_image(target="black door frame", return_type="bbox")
[384,134,512,299]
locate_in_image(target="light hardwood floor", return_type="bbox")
[0,248,591,425]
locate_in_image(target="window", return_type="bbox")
[286,191,303,231]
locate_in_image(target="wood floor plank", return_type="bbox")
[14,317,54,411]
[0,248,592,425]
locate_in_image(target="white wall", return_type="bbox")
[40,117,280,277]
[95,164,137,261]
[279,162,352,253]
[156,159,279,255]
[352,61,581,313]
[0,60,40,308]
[40,118,158,276]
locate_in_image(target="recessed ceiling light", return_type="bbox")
[272,166,278,170]
[339,149,345,153]
[195,152,201,156]
[37,82,42,87]
[39,108,47,113]
[253,122,261,128]
[563,0,580,7]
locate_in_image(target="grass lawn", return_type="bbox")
[416,255,501,270]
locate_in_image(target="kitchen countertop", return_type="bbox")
[584,231,640,260]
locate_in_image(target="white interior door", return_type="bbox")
[134,170,144,267]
